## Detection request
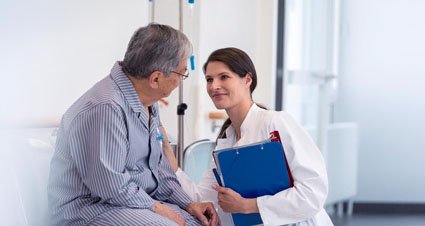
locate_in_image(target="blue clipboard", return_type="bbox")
[212,132,292,226]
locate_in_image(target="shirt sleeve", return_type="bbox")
[68,104,155,209]
[152,153,193,209]
[256,111,329,226]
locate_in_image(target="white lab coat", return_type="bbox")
[176,104,334,226]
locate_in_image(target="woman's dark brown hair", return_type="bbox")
[203,47,266,140]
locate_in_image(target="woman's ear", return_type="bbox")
[245,73,253,88]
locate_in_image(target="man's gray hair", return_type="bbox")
[122,23,192,79]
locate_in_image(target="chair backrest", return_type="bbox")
[10,128,56,226]
[183,139,216,184]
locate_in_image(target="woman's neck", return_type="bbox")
[226,100,254,141]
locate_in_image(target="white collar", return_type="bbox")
[224,103,263,144]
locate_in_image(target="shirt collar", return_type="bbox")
[240,103,261,134]
[110,61,143,113]
[110,61,158,118]
[224,103,261,143]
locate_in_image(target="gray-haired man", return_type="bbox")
[48,23,218,226]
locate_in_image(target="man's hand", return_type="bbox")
[186,202,220,226]
[152,202,185,226]
[212,184,259,214]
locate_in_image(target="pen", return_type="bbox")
[212,168,223,187]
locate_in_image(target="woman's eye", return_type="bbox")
[221,75,229,80]
[206,78,213,83]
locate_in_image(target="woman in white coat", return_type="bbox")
[163,47,334,226]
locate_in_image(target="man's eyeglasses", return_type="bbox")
[171,69,189,80]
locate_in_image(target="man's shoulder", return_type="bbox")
[62,76,125,128]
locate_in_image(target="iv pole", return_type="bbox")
[148,0,155,22]
[149,0,190,168]
[176,0,187,168]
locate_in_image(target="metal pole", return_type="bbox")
[176,0,186,168]
[148,0,155,23]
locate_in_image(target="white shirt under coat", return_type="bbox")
[176,104,334,226]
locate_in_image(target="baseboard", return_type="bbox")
[354,203,425,214]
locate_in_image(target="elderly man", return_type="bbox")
[48,23,218,226]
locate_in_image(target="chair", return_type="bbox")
[9,128,56,226]
[183,139,216,184]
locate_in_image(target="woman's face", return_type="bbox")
[205,61,252,110]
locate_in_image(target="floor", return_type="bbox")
[332,214,425,226]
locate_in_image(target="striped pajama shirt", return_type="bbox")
[47,62,201,225]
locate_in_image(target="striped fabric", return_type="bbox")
[47,62,199,225]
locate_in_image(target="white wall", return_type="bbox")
[0,1,149,224]
[335,0,425,202]
[196,0,261,141]
[0,0,277,151]
[0,0,149,127]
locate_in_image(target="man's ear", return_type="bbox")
[148,71,162,89]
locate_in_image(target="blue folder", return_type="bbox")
[213,135,292,226]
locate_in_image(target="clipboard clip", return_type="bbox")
[269,131,282,143]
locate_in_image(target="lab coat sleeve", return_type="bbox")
[175,160,218,203]
[256,111,329,226]
[176,160,236,226]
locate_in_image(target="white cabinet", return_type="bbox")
[325,122,358,216]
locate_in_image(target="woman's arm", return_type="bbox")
[161,127,178,172]
[255,111,328,225]
[161,126,218,203]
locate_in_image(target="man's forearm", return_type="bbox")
[155,158,193,209]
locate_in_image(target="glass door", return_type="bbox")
[283,0,340,154]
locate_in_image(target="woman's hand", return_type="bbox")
[161,126,178,172]
[212,184,259,214]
